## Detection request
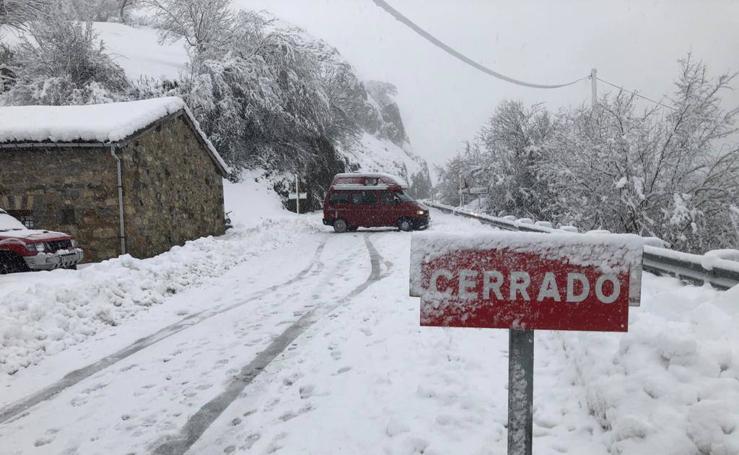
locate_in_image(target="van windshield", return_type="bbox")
[396,192,415,202]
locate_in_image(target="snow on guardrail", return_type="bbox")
[424,200,739,290]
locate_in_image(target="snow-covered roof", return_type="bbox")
[0,97,185,144]
[0,97,230,176]
[332,184,392,191]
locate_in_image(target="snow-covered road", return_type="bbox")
[1,205,737,455]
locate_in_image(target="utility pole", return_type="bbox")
[295,173,300,215]
[591,68,598,109]
[458,170,464,207]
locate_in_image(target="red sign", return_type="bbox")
[410,233,643,332]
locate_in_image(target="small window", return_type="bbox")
[381,192,399,205]
[61,208,76,225]
[329,192,351,204]
[352,191,377,205]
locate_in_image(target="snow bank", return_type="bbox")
[0,174,308,375]
[559,277,739,454]
[0,218,319,375]
[0,97,185,144]
[224,170,293,230]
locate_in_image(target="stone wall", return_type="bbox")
[0,147,120,261]
[0,111,225,263]
[120,112,225,259]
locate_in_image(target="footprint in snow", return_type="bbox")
[435,414,456,426]
[70,396,88,407]
[385,419,410,437]
[34,437,54,447]
[299,385,315,399]
[242,433,261,449]
[401,436,429,454]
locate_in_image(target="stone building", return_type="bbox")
[0,97,229,262]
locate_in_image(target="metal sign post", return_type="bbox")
[295,174,300,214]
[410,232,643,455]
[288,174,307,214]
[508,329,533,455]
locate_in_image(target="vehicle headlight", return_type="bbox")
[417,210,425,215]
[26,242,45,253]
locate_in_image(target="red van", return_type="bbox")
[322,173,430,232]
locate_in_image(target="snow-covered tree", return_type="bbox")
[542,56,739,252]
[408,165,432,199]
[476,100,555,218]
[0,0,48,30]
[434,102,555,216]
[143,0,234,57]
[0,17,128,105]
[60,0,139,22]
[434,155,466,206]
[436,56,738,252]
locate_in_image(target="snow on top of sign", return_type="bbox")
[410,231,644,296]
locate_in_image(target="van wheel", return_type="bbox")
[333,219,348,233]
[398,218,413,232]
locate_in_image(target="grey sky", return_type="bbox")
[237,0,739,167]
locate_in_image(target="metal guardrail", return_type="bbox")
[424,201,739,291]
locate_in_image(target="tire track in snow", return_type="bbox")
[151,235,390,455]
[0,239,329,426]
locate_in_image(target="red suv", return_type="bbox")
[0,208,84,274]
[322,173,430,232]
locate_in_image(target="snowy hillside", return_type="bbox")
[340,132,425,182]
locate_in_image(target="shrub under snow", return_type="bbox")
[559,277,739,454]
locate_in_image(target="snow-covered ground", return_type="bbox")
[0,182,737,454]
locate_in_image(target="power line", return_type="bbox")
[371,0,588,89]
[372,0,681,111]
[596,76,677,111]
